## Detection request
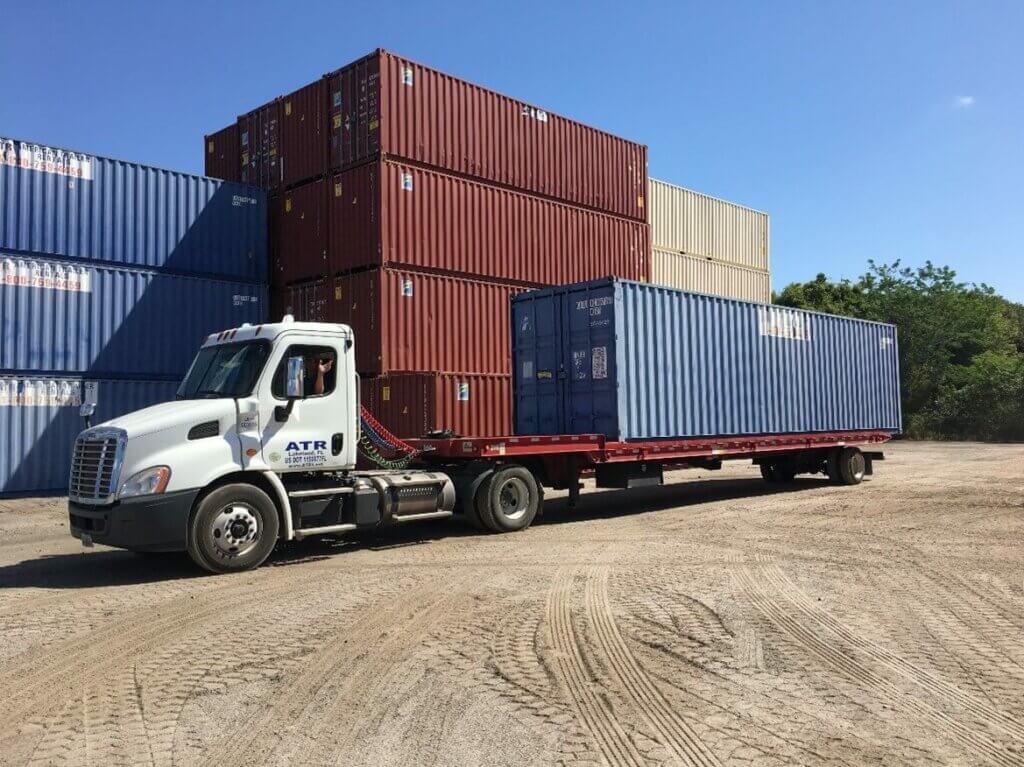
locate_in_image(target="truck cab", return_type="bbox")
[68,318,457,572]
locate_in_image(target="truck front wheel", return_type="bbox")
[187,484,280,573]
[475,465,541,533]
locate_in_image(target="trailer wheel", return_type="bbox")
[838,447,866,485]
[187,483,280,573]
[475,465,541,533]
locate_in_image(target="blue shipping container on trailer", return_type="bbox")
[512,277,902,440]
[0,376,178,495]
[1,254,265,378]
[0,137,267,283]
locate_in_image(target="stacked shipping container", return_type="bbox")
[0,137,267,494]
[647,178,771,302]
[207,48,649,438]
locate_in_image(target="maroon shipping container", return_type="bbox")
[280,79,329,188]
[273,178,329,286]
[240,100,281,188]
[327,160,650,285]
[329,49,648,220]
[361,373,512,438]
[277,268,525,375]
[204,123,240,182]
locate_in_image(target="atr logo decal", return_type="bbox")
[282,439,328,468]
[287,440,327,451]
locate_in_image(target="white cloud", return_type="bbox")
[954,95,975,109]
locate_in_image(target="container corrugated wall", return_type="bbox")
[512,278,901,440]
[1,137,267,282]
[361,373,512,438]
[280,269,524,375]
[273,178,328,286]
[326,160,649,285]
[651,248,771,303]
[0,376,178,494]
[280,79,328,188]
[372,50,648,221]
[204,123,240,183]
[649,178,769,271]
[1,255,266,377]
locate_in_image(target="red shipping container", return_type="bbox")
[273,178,329,286]
[276,268,526,375]
[280,78,329,188]
[326,49,648,221]
[204,123,240,182]
[328,160,650,285]
[362,373,512,439]
[240,101,281,189]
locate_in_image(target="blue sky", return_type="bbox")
[2,1,1021,300]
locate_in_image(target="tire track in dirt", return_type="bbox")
[284,575,485,766]
[762,563,1024,742]
[0,567,329,744]
[545,567,647,767]
[734,561,1022,766]
[584,568,723,767]
[205,568,479,767]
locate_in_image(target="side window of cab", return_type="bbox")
[271,345,337,399]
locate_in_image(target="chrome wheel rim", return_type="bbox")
[497,477,530,521]
[210,503,261,558]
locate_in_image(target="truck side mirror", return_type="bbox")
[276,356,306,422]
[80,402,96,429]
[286,356,305,399]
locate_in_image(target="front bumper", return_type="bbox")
[69,488,200,552]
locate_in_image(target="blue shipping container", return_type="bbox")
[1,254,265,378]
[512,278,902,440]
[0,376,178,495]
[0,136,267,282]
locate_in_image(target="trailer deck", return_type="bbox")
[411,429,894,463]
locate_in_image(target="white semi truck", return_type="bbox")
[69,318,890,573]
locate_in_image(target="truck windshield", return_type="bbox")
[176,341,270,400]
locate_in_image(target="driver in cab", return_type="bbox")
[309,355,334,395]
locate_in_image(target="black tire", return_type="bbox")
[838,447,866,486]
[826,449,843,483]
[187,483,280,573]
[760,463,780,483]
[457,469,493,531]
[474,465,541,533]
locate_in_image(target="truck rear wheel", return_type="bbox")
[475,465,541,533]
[187,483,280,573]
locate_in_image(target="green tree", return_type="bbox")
[776,261,1024,441]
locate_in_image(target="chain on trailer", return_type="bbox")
[358,405,421,469]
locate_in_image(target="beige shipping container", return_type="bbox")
[649,178,770,271]
[652,248,771,304]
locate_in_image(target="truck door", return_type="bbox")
[258,338,354,473]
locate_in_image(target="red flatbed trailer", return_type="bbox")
[408,429,893,518]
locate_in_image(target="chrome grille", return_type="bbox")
[69,429,125,504]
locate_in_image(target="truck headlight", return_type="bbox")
[119,466,171,498]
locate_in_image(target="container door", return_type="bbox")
[512,294,562,435]
[563,283,619,438]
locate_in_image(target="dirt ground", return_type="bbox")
[0,441,1022,767]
